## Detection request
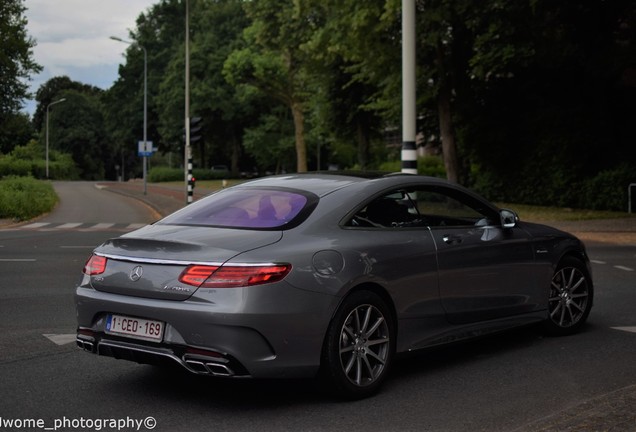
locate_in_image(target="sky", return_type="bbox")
[22,0,157,115]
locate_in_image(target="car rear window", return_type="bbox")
[157,188,316,229]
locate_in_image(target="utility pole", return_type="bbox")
[401,0,417,174]
[184,0,193,205]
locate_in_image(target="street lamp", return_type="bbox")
[110,35,148,195]
[184,0,193,205]
[46,98,66,179]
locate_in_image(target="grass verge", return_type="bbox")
[497,203,634,222]
[0,176,58,221]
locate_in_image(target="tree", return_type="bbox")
[46,89,108,180]
[33,76,102,131]
[225,0,327,172]
[0,0,42,151]
[155,0,260,174]
[301,0,400,170]
[104,0,185,177]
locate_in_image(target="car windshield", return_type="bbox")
[157,188,314,229]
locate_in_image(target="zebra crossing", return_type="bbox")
[0,222,148,232]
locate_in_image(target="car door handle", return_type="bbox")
[442,235,463,245]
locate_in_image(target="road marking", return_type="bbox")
[611,327,636,334]
[56,222,83,229]
[22,222,50,229]
[126,223,146,230]
[43,334,77,345]
[614,265,634,272]
[1,222,148,232]
[591,260,606,264]
[59,246,95,249]
[0,259,36,262]
[89,223,115,230]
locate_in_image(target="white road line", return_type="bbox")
[0,259,36,262]
[590,260,606,264]
[611,327,636,334]
[43,334,77,345]
[90,223,115,230]
[126,223,146,230]
[614,265,634,272]
[56,222,83,229]
[59,246,95,249]
[22,222,50,229]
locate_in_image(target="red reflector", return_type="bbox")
[178,264,291,288]
[83,255,107,275]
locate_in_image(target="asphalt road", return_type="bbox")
[0,182,634,432]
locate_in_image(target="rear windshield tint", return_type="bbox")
[157,188,316,229]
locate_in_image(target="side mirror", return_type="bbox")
[500,209,518,228]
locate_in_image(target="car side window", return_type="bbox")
[346,190,423,228]
[415,188,494,227]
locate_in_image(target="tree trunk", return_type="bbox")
[290,100,307,172]
[438,81,459,184]
[230,127,240,177]
[356,116,370,170]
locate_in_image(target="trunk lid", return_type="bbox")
[89,224,282,300]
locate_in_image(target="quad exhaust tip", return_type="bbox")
[76,335,238,377]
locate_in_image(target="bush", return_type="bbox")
[0,176,58,221]
[0,141,78,180]
[148,167,233,182]
[147,167,183,182]
[378,155,446,177]
[578,165,635,211]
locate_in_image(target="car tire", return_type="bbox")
[543,256,593,336]
[320,290,395,399]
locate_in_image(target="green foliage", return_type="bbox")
[43,89,107,180]
[578,165,636,212]
[241,108,296,173]
[28,0,635,211]
[0,176,58,221]
[147,167,183,183]
[148,166,233,183]
[0,112,34,154]
[0,0,42,153]
[378,156,446,177]
[0,0,42,115]
[0,141,78,179]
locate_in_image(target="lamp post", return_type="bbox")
[46,98,66,179]
[110,36,148,195]
[184,0,193,205]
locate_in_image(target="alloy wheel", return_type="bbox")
[338,303,390,387]
[549,265,590,328]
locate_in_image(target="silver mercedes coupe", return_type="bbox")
[75,173,593,398]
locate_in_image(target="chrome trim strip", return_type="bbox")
[94,252,281,267]
[93,253,223,266]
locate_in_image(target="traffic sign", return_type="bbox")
[138,141,153,157]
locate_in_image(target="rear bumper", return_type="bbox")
[77,331,246,377]
[75,283,337,378]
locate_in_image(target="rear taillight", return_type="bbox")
[83,255,107,275]
[178,265,219,287]
[178,264,291,288]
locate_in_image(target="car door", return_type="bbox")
[415,186,539,325]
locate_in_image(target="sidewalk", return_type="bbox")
[96,180,215,218]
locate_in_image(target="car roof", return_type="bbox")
[233,173,374,197]
[236,172,461,196]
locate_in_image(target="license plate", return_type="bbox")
[105,314,164,342]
